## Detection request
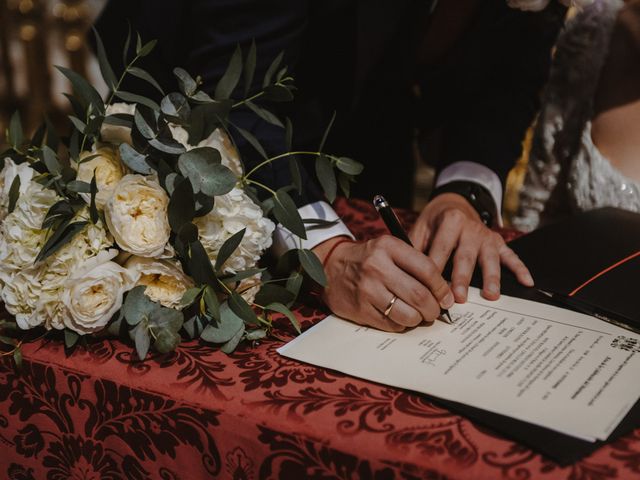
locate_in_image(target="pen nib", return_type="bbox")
[440,310,453,324]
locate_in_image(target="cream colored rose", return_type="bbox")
[125,256,193,308]
[61,249,138,334]
[76,146,126,208]
[2,265,43,330]
[195,187,274,273]
[0,181,60,285]
[101,102,135,145]
[105,174,171,257]
[170,125,243,177]
[0,158,35,221]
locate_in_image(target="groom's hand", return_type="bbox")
[409,193,534,303]
[313,236,455,332]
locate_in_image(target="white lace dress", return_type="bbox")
[513,0,640,232]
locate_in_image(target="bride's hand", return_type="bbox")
[409,193,534,302]
[313,236,455,332]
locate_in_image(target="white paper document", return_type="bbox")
[278,288,640,441]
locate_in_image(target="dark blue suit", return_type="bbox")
[95,0,566,208]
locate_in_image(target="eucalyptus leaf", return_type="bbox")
[233,125,267,159]
[45,116,60,151]
[137,39,157,57]
[148,137,186,155]
[243,39,257,97]
[69,129,80,161]
[89,175,99,223]
[220,267,265,283]
[168,178,195,232]
[122,21,132,66]
[338,172,352,197]
[315,155,337,202]
[65,180,91,194]
[215,44,242,100]
[55,66,105,114]
[115,91,160,111]
[154,328,181,353]
[134,107,157,140]
[265,302,301,334]
[178,147,236,196]
[102,114,133,128]
[215,228,245,271]
[286,271,304,299]
[0,335,17,346]
[161,93,190,122]
[36,221,88,264]
[263,85,294,102]
[119,143,152,174]
[188,240,216,285]
[68,115,87,134]
[13,348,22,370]
[263,51,284,88]
[189,90,215,103]
[200,302,244,343]
[220,325,245,354]
[245,101,283,128]
[41,145,61,175]
[123,286,158,326]
[42,200,74,228]
[177,222,198,244]
[92,27,117,89]
[134,322,151,360]
[183,316,206,339]
[298,248,327,287]
[319,111,336,153]
[64,329,80,349]
[284,117,293,150]
[203,285,220,320]
[174,67,197,96]
[164,172,179,196]
[335,156,364,175]
[8,175,20,214]
[128,66,164,95]
[229,292,259,325]
[150,307,183,332]
[194,192,215,217]
[255,284,295,307]
[273,189,306,239]
[8,111,23,148]
[180,287,204,308]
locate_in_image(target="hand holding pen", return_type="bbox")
[313,207,455,332]
[374,195,453,324]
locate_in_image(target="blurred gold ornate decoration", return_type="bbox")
[0,0,107,145]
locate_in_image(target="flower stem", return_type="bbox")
[243,151,337,180]
[245,179,277,197]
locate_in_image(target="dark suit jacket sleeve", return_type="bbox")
[417,1,567,185]
[94,0,325,207]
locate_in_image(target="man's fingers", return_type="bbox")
[384,269,441,323]
[478,236,501,300]
[375,291,423,328]
[426,210,464,271]
[362,305,407,333]
[499,245,534,286]
[409,219,430,252]
[384,238,454,309]
[451,241,479,303]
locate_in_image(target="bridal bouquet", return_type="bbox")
[0,31,361,364]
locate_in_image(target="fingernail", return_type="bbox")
[487,283,499,295]
[441,292,454,309]
[454,286,467,301]
[524,273,534,286]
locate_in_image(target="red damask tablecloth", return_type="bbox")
[1,198,640,480]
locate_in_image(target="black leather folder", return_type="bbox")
[438,207,640,465]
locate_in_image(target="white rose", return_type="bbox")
[76,146,126,208]
[195,187,275,273]
[101,102,135,145]
[170,125,244,176]
[125,256,193,308]
[0,158,35,221]
[61,249,138,334]
[3,266,43,330]
[0,181,60,285]
[105,174,171,258]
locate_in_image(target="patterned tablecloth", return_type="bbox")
[1,198,639,480]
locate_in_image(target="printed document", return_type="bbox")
[278,288,640,441]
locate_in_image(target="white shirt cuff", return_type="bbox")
[435,161,503,226]
[272,201,355,256]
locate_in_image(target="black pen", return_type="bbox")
[538,289,640,335]
[373,195,453,324]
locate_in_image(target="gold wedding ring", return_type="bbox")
[383,295,398,318]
